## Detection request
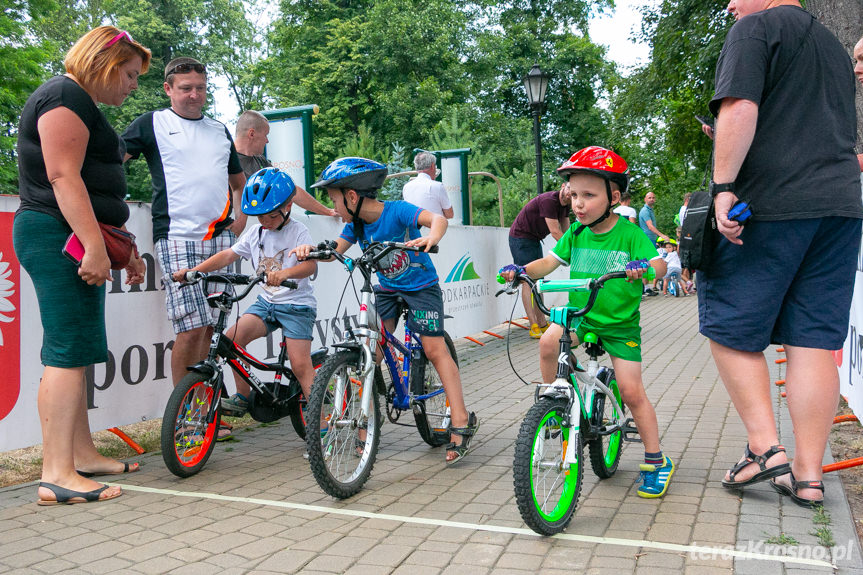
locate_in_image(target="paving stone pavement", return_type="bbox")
[2,295,862,574]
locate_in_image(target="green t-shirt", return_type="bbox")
[551,217,660,330]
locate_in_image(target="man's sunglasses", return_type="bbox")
[165,62,206,79]
[102,30,133,51]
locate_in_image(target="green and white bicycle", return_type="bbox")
[496,270,645,535]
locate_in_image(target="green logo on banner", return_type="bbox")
[445,254,481,283]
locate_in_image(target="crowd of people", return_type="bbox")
[12,0,863,514]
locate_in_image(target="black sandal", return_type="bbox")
[721,444,790,488]
[770,471,824,508]
[445,412,480,465]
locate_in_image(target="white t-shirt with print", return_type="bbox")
[231,219,317,307]
[663,249,682,272]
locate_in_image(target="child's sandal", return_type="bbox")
[445,412,480,465]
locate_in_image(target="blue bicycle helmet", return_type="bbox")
[242,168,296,216]
[310,157,388,197]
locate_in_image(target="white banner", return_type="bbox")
[0,197,566,451]
[837,179,863,421]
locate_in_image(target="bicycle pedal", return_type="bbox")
[622,417,642,443]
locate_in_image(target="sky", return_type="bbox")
[216,0,654,131]
[588,0,654,73]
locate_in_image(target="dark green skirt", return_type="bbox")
[13,210,108,367]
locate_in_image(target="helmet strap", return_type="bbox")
[275,207,291,231]
[584,179,613,229]
[344,194,367,243]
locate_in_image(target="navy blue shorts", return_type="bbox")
[697,217,861,352]
[374,284,445,336]
[509,235,543,266]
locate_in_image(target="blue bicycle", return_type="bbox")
[303,240,455,498]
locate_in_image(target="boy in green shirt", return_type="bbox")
[501,146,673,498]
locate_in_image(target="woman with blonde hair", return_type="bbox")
[13,26,151,505]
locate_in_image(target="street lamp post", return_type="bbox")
[522,64,550,196]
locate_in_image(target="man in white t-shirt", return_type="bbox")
[612,191,637,223]
[402,151,453,218]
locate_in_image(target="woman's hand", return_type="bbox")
[124,251,146,285]
[78,246,112,286]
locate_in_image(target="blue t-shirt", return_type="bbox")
[340,201,439,292]
[638,205,657,243]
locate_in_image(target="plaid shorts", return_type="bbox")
[156,232,235,334]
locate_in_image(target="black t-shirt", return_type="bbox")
[710,6,861,221]
[237,153,271,178]
[17,76,129,227]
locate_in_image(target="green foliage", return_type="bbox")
[612,0,731,231]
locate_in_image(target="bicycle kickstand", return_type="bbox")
[621,417,642,443]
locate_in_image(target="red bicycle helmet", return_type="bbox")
[557,146,629,195]
[557,146,630,230]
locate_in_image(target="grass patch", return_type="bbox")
[811,525,835,547]
[764,533,798,546]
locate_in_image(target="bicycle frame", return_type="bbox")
[184,273,307,422]
[518,273,631,467]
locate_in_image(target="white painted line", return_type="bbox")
[112,483,835,569]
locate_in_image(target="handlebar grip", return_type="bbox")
[645,267,656,280]
[496,274,505,284]
[184,270,200,282]
[280,279,298,289]
[306,250,329,260]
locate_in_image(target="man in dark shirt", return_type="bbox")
[234,110,335,216]
[508,182,571,337]
[703,0,862,507]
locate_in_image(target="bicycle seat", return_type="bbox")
[582,332,606,359]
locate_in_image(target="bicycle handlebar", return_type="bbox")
[305,240,438,276]
[495,268,655,318]
[180,271,298,304]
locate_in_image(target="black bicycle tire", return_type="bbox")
[161,372,221,478]
[513,398,583,535]
[587,370,624,479]
[306,350,381,498]
[410,331,457,447]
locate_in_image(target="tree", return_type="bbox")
[807,0,863,147]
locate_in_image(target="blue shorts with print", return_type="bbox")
[244,296,316,340]
[374,284,445,336]
[697,217,861,352]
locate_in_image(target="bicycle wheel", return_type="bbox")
[161,372,221,478]
[588,369,624,479]
[410,331,457,447]
[306,350,381,498]
[513,398,584,535]
[287,388,307,440]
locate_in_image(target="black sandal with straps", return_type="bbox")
[445,412,480,465]
[721,444,790,488]
[770,470,825,508]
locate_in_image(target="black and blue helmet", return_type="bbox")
[311,157,388,197]
[242,168,296,216]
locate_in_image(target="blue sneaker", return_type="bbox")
[638,456,675,498]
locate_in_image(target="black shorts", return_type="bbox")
[509,235,543,266]
[697,217,861,352]
[374,284,445,336]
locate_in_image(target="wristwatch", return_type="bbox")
[709,181,735,196]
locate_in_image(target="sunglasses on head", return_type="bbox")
[102,30,133,51]
[165,62,206,79]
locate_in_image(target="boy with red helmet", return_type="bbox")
[501,146,674,497]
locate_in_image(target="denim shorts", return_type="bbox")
[374,284,445,336]
[697,217,861,352]
[509,235,543,266]
[244,296,316,340]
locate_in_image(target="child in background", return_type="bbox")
[660,239,684,296]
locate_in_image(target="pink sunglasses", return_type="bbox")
[102,30,133,50]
